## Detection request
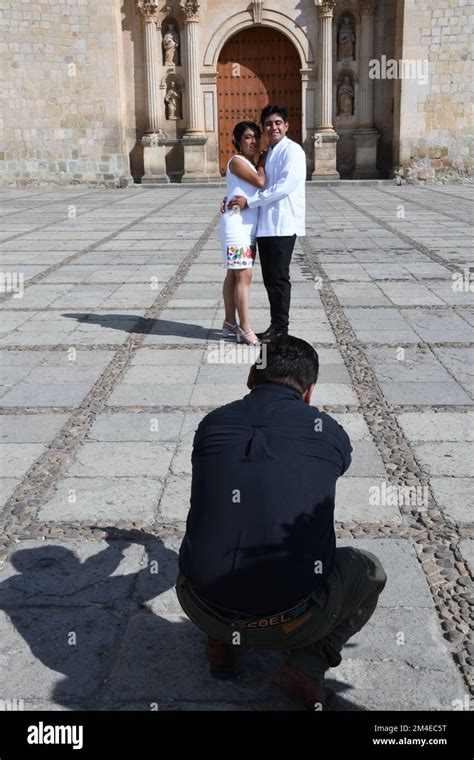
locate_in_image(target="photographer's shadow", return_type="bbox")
[0,529,362,710]
[0,530,197,709]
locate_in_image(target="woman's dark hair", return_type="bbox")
[252,335,319,394]
[260,105,289,125]
[232,121,261,152]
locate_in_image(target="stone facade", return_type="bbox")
[394,0,473,184]
[0,0,471,186]
[0,0,131,187]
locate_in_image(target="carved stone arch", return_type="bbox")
[337,68,358,86]
[160,71,185,90]
[203,10,313,69]
[334,7,361,25]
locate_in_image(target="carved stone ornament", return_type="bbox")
[337,15,356,60]
[316,0,336,18]
[165,80,182,120]
[137,0,160,23]
[179,0,200,20]
[359,0,377,16]
[252,0,264,24]
[337,75,354,116]
[162,23,180,66]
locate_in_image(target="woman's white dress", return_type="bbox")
[219,156,260,269]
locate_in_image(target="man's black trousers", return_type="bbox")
[257,234,297,332]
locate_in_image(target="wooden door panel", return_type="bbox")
[217,28,302,173]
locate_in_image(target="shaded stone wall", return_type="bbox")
[373,0,397,178]
[0,0,131,187]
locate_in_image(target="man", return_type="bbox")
[177,336,387,710]
[228,105,306,342]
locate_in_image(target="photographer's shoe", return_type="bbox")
[273,662,338,711]
[205,636,237,680]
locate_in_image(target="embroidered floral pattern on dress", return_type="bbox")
[226,244,256,269]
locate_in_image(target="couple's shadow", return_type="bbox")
[63,313,223,341]
[0,529,359,711]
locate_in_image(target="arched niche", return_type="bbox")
[336,11,357,62]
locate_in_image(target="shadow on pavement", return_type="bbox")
[63,313,223,341]
[0,529,363,711]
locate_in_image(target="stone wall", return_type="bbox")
[396,0,473,184]
[0,0,131,187]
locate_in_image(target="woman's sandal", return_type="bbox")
[236,327,261,346]
[222,321,239,338]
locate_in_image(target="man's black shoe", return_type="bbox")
[257,326,288,342]
[256,325,274,341]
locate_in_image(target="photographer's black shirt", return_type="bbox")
[179,382,352,616]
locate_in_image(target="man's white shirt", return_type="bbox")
[247,136,306,237]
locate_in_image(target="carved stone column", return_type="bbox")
[312,0,340,180]
[180,0,208,181]
[353,0,380,178]
[137,0,169,184]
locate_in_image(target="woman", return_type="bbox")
[220,121,266,346]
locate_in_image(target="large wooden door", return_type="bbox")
[217,27,302,173]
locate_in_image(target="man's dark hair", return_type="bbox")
[232,121,261,152]
[252,335,319,394]
[260,105,289,125]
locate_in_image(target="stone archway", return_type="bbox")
[216,27,302,173]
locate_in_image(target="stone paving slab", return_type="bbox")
[67,442,176,479]
[412,443,474,477]
[335,479,402,523]
[397,412,474,442]
[1,443,46,477]
[38,478,164,523]
[429,479,472,526]
[86,412,186,442]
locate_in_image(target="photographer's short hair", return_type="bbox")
[260,105,289,124]
[253,335,319,394]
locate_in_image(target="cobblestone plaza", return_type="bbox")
[0,183,472,711]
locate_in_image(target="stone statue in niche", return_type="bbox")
[338,76,354,116]
[165,80,182,120]
[337,15,356,60]
[162,23,180,66]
